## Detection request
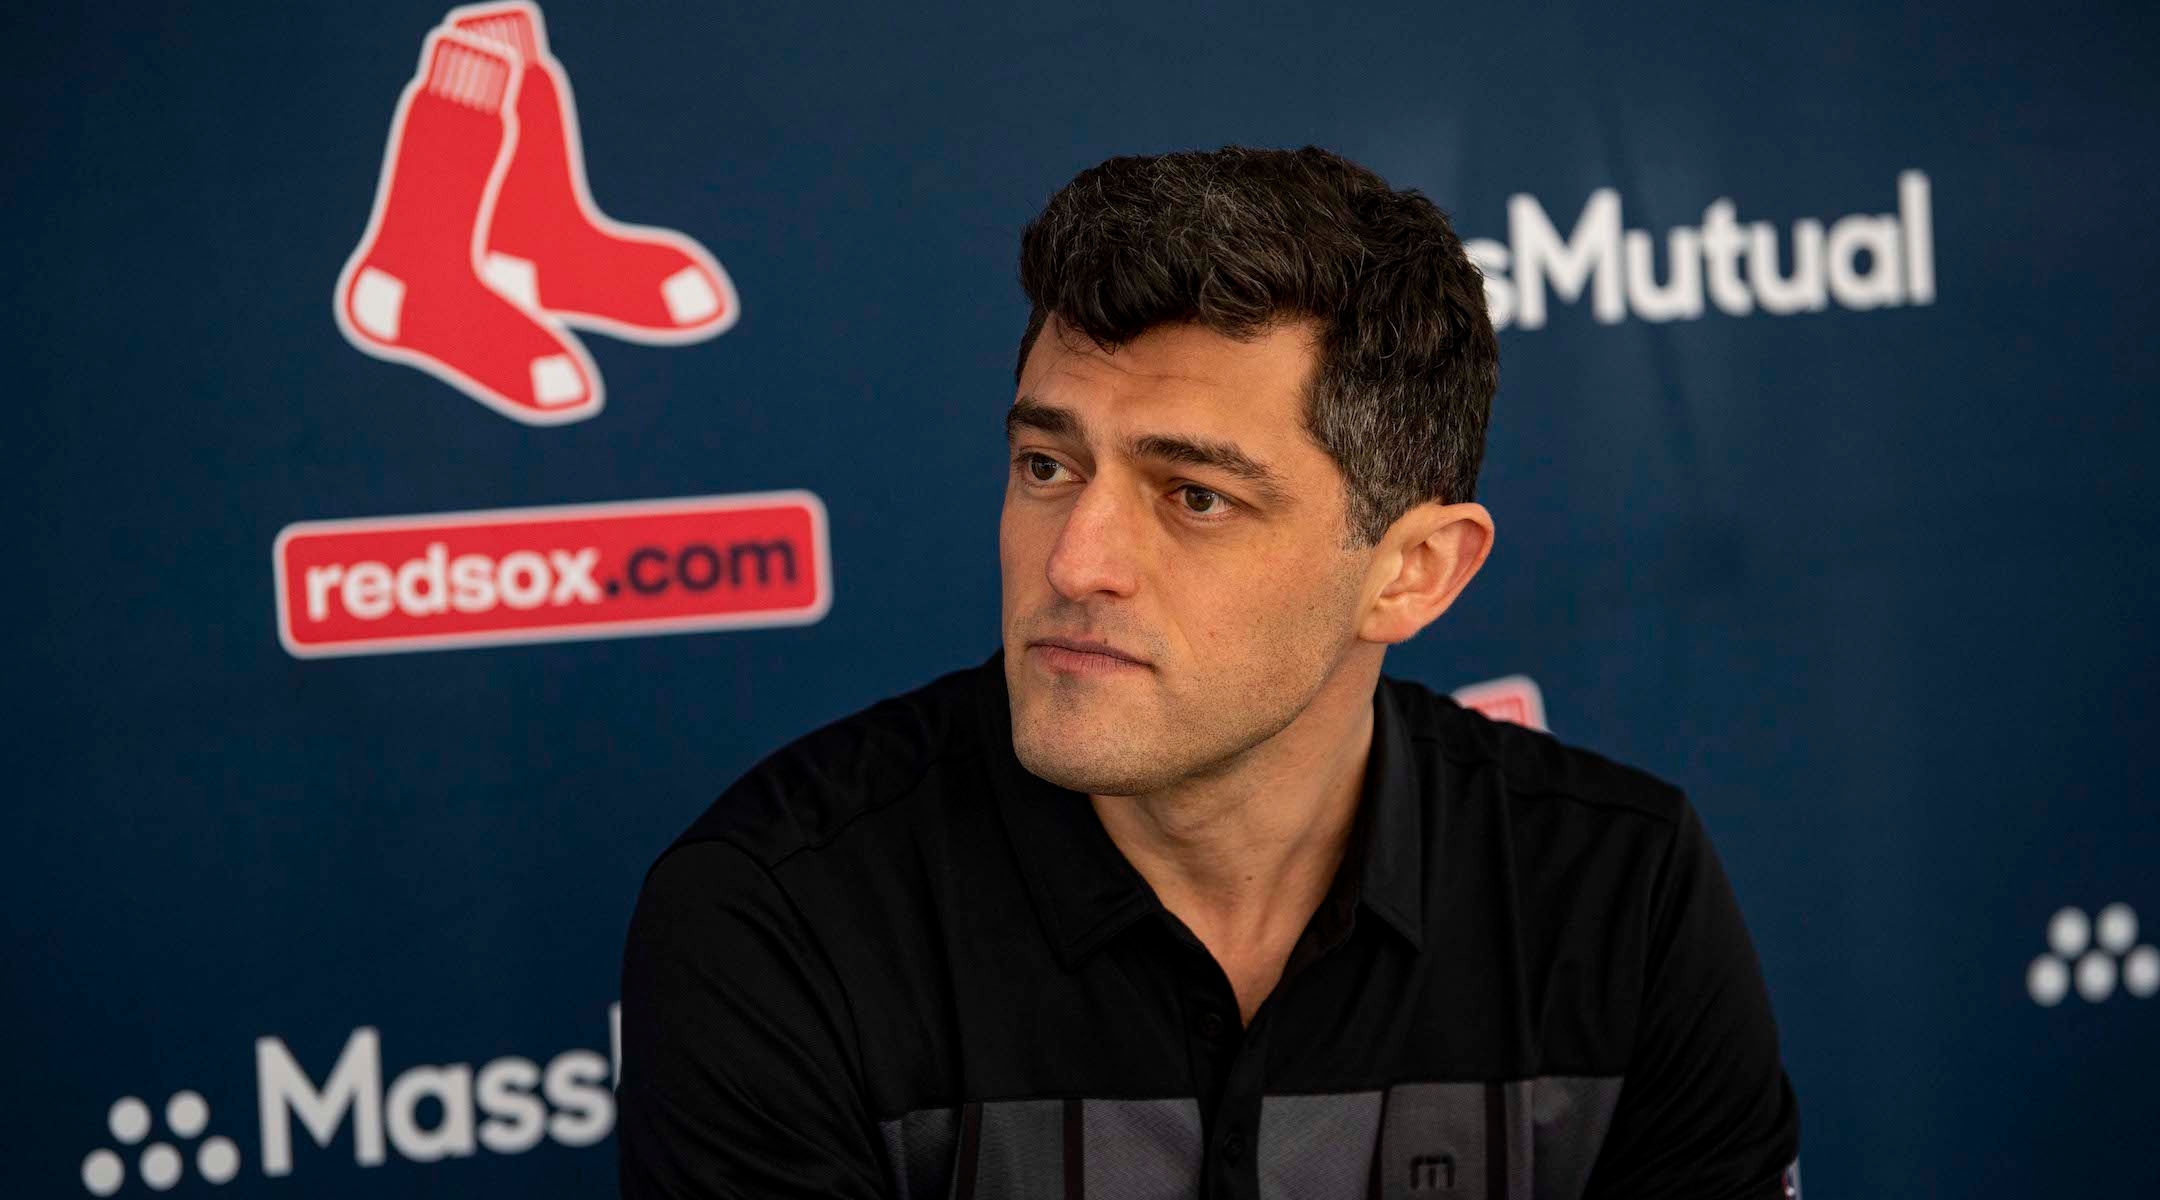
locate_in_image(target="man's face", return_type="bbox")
[1000,316,1374,796]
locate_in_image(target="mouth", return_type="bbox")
[1028,636,1151,672]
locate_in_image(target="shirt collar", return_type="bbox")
[1356,675,1426,948]
[976,652,1427,969]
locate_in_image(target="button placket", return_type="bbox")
[1218,1127,1245,1163]
[1205,1008,1269,1199]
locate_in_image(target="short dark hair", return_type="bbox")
[1015,145,1497,545]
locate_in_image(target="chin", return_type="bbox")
[1009,712,1167,797]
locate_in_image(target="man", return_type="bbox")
[619,146,1800,1199]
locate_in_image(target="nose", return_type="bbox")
[1044,478,1143,602]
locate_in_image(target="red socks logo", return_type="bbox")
[335,3,736,424]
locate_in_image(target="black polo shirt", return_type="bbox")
[618,653,1799,1199]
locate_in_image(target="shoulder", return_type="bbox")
[1382,675,1738,978]
[1381,674,1689,830]
[665,657,994,872]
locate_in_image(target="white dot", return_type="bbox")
[2076,949,2118,1002]
[2028,954,2069,1006]
[197,1136,240,1184]
[2126,945,2160,999]
[81,1149,124,1196]
[108,1096,150,1144]
[165,1090,208,1139]
[2097,903,2139,955]
[2049,906,2091,957]
[140,1142,181,1190]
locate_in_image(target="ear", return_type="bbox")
[1357,501,1495,645]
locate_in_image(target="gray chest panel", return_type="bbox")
[877,1075,1621,1199]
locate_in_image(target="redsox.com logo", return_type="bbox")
[334,1,734,424]
[79,1009,619,1194]
[273,491,831,658]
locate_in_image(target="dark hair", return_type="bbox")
[1015,145,1497,545]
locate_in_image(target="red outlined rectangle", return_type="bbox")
[274,491,830,658]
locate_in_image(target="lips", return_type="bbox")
[1030,636,1149,667]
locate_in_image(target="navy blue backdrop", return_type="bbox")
[7,1,2158,1195]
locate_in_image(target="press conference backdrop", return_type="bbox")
[6,0,2155,1195]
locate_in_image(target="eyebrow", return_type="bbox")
[1005,396,1293,508]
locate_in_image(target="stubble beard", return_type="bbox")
[1010,670,1312,797]
[1006,596,1361,798]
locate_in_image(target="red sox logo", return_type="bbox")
[334,2,736,424]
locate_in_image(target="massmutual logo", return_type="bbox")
[334,2,735,424]
[2026,902,2159,1007]
[80,1008,619,1194]
[1466,171,1934,330]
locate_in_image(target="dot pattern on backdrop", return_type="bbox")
[82,1090,241,1195]
[2028,903,2160,1007]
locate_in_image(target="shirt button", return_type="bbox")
[1219,1129,1245,1163]
[1197,1011,1225,1040]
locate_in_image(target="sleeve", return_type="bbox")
[617,838,893,1199]
[1582,799,1801,1200]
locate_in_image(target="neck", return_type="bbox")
[1091,651,1382,1021]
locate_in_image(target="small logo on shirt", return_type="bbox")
[1409,1152,1456,1190]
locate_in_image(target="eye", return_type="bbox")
[1177,485,1231,516]
[1018,453,1068,483]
